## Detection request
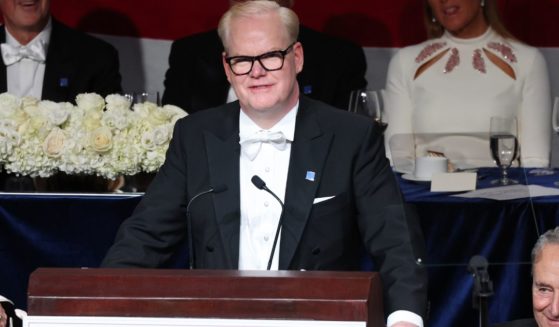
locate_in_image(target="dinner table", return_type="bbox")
[1,167,558,326]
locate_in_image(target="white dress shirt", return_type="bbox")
[4,18,52,99]
[238,104,297,270]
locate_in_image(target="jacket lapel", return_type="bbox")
[42,19,73,102]
[204,103,242,268]
[279,97,333,269]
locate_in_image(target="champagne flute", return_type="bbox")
[348,89,387,131]
[490,116,519,185]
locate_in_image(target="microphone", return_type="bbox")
[468,255,494,298]
[251,175,285,270]
[186,184,227,269]
[468,255,494,327]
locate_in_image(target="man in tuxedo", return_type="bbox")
[0,0,122,191]
[0,0,122,102]
[103,2,426,326]
[161,0,367,113]
[494,227,559,327]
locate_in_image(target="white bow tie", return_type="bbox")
[1,41,47,66]
[239,130,288,160]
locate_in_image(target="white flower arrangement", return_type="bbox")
[0,92,187,179]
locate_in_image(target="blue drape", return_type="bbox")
[0,168,557,326]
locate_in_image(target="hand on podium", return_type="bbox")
[0,306,6,327]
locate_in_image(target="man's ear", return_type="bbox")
[293,42,304,74]
[222,52,233,83]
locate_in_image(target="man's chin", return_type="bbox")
[241,98,280,113]
[538,316,559,327]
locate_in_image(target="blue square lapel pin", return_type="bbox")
[59,77,69,88]
[305,171,315,182]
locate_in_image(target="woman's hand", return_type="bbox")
[0,305,7,327]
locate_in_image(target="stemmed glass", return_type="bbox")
[489,116,519,185]
[348,89,387,131]
[125,91,149,105]
[551,97,559,185]
[124,91,161,107]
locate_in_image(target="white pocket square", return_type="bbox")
[313,195,335,204]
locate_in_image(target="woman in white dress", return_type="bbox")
[384,0,551,172]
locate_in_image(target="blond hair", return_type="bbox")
[423,0,514,39]
[218,0,299,52]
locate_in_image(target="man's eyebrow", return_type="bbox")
[534,281,553,288]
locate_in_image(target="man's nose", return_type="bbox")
[550,292,559,317]
[249,60,267,77]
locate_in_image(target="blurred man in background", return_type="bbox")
[162,0,366,113]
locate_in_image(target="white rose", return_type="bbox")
[105,94,131,111]
[42,128,66,158]
[0,92,21,117]
[148,105,170,125]
[103,110,130,130]
[29,115,49,134]
[162,104,187,118]
[9,108,28,127]
[75,93,105,112]
[21,96,39,110]
[89,126,113,153]
[0,125,19,157]
[152,125,171,146]
[39,100,71,126]
[140,130,156,150]
[83,110,102,131]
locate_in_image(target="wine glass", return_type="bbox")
[124,91,161,106]
[551,96,559,135]
[551,97,559,185]
[348,89,387,131]
[489,116,519,185]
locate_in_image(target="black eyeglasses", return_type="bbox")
[225,42,296,76]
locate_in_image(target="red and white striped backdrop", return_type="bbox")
[41,0,559,98]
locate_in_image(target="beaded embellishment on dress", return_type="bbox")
[472,49,486,73]
[487,42,517,63]
[414,39,517,75]
[415,42,447,63]
[444,48,460,73]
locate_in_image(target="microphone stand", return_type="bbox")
[469,255,494,327]
[251,175,285,270]
[265,190,284,271]
[186,185,227,269]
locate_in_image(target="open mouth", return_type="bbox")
[442,6,460,16]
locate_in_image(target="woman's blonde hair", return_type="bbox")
[423,0,514,39]
[218,0,299,52]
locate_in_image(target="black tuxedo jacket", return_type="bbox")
[162,26,367,113]
[493,319,538,327]
[102,96,427,318]
[0,18,122,102]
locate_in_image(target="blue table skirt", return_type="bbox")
[1,167,558,326]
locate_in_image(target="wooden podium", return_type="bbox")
[25,268,384,327]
